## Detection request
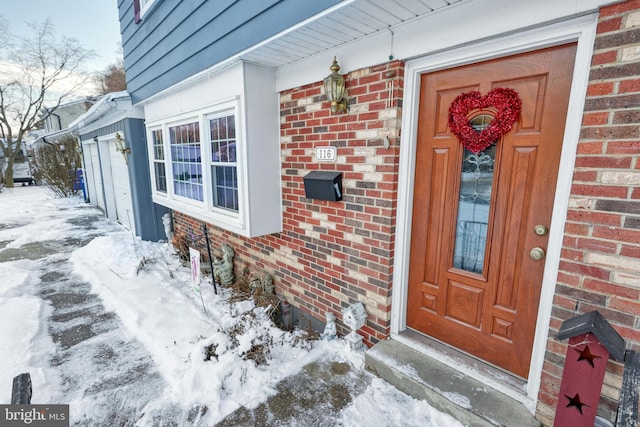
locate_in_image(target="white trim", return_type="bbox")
[143,61,281,238]
[145,95,240,127]
[139,0,157,19]
[275,0,610,92]
[146,100,247,233]
[391,14,598,410]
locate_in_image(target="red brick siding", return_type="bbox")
[173,61,404,346]
[537,1,640,424]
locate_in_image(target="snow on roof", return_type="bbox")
[68,91,137,131]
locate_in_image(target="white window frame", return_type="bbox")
[206,110,240,214]
[144,62,281,238]
[168,119,204,204]
[150,127,167,194]
[139,0,157,18]
[147,99,247,232]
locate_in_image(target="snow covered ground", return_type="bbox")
[0,185,464,426]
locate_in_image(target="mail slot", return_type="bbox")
[303,171,343,201]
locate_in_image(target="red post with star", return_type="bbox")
[554,311,625,427]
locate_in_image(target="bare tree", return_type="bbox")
[0,18,94,187]
[96,57,126,95]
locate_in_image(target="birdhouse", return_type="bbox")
[554,311,625,427]
[343,302,367,332]
[342,303,367,351]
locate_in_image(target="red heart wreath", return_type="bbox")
[447,87,522,153]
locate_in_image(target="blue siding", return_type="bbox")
[123,118,170,241]
[118,0,342,103]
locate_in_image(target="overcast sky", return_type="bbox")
[2,1,122,73]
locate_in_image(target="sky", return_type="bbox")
[1,1,122,73]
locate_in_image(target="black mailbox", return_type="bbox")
[303,171,343,201]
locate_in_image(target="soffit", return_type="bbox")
[233,0,464,69]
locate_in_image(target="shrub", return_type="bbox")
[33,135,82,198]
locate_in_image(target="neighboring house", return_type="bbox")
[68,91,169,241]
[33,97,98,147]
[41,97,98,133]
[118,0,640,424]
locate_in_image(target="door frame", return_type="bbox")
[391,14,598,406]
[98,135,118,222]
[106,134,135,233]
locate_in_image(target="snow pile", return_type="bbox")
[70,234,323,425]
[1,186,465,426]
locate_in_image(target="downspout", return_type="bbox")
[49,112,62,131]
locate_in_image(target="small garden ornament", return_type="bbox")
[213,243,235,286]
[342,303,367,351]
[320,312,337,341]
[162,213,173,242]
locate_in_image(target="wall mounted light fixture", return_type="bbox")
[324,57,348,114]
[114,132,131,164]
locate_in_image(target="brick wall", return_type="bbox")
[537,1,640,424]
[173,60,404,346]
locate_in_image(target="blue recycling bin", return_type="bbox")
[72,169,87,201]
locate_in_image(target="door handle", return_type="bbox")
[530,247,546,260]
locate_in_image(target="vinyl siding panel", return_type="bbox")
[123,118,170,241]
[119,0,342,103]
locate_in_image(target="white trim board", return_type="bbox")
[275,0,610,92]
[390,14,598,412]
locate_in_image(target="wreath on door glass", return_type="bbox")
[447,87,522,154]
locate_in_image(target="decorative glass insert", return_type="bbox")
[151,129,166,193]
[452,114,496,273]
[209,114,238,211]
[170,122,203,202]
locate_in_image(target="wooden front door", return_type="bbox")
[407,44,576,379]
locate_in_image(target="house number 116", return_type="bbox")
[315,146,337,161]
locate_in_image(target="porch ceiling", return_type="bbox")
[234,0,464,69]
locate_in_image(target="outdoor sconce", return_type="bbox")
[114,132,131,164]
[324,57,348,114]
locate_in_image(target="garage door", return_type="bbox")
[107,140,134,233]
[87,143,105,211]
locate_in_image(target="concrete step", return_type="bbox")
[365,339,541,427]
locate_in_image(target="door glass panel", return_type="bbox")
[453,114,496,273]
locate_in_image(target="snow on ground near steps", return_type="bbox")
[70,233,327,425]
[0,187,465,426]
[69,234,465,426]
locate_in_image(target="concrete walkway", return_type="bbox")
[0,207,180,425]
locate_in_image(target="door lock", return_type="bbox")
[530,247,546,260]
[534,225,548,236]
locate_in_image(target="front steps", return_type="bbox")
[365,339,541,427]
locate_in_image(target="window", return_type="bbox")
[209,114,238,211]
[145,62,281,238]
[151,129,166,193]
[148,110,238,211]
[134,0,157,23]
[169,121,202,202]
